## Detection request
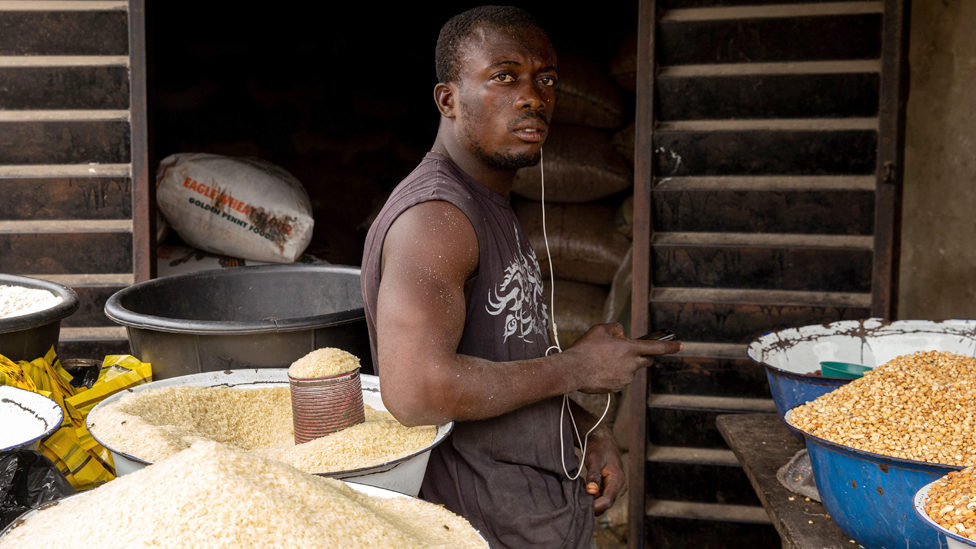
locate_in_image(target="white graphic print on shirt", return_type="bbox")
[485,226,549,344]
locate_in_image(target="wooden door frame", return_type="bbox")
[871,0,911,319]
[129,0,155,282]
[628,0,657,546]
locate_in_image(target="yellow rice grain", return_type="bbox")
[788,350,976,466]
[924,468,976,541]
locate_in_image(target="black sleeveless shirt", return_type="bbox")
[361,152,593,549]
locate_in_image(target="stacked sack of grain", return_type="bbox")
[512,48,636,457]
[155,244,327,278]
[154,153,317,269]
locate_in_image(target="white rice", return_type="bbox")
[87,385,437,473]
[0,441,488,548]
[0,285,62,320]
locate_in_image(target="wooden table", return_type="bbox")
[716,413,856,549]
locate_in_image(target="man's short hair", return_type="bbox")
[435,5,547,84]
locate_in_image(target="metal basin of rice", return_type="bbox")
[87,369,451,496]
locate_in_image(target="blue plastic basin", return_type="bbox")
[762,367,849,439]
[749,319,976,440]
[786,409,960,549]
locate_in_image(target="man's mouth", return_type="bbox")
[510,114,549,143]
[512,126,547,143]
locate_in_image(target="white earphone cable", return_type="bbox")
[539,148,613,481]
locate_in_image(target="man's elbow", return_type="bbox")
[380,371,457,427]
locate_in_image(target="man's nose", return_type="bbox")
[516,81,548,111]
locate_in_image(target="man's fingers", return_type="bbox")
[603,465,625,499]
[606,323,626,339]
[634,339,683,357]
[594,465,626,515]
[585,462,603,495]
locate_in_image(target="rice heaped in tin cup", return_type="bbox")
[288,348,366,444]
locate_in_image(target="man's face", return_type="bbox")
[452,25,557,170]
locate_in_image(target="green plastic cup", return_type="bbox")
[819,361,873,379]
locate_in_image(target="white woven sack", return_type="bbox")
[156,153,314,263]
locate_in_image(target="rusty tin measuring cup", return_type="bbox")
[289,368,366,444]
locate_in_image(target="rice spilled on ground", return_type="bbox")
[788,350,976,466]
[88,385,437,472]
[0,441,487,549]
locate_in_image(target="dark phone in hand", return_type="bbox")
[638,329,676,341]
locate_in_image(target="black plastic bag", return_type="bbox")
[0,449,76,531]
[62,358,102,390]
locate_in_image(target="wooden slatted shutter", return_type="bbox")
[628,0,909,546]
[0,0,152,358]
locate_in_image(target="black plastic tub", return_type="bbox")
[0,274,80,361]
[104,264,372,380]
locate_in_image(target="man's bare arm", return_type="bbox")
[376,200,680,427]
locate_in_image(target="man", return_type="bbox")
[361,6,682,548]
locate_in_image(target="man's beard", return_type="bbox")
[461,110,547,170]
[470,142,541,170]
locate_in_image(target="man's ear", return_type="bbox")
[433,82,457,118]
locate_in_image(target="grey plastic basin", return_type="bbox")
[104,264,372,379]
[0,274,79,361]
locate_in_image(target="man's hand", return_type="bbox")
[583,427,626,515]
[567,323,682,394]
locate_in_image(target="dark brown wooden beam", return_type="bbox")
[0,231,133,274]
[129,0,155,282]
[630,0,657,546]
[653,185,875,235]
[656,71,880,121]
[0,178,132,220]
[0,11,128,56]
[871,0,911,319]
[0,120,131,165]
[658,13,882,65]
[653,128,878,176]
[0,65,130,110]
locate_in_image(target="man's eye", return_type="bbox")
[492,74,515,83]
[540,77,556,87]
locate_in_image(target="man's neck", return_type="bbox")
[431,134,517,198]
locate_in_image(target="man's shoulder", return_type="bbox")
[365,155,478,255]
[378,155,478,223]
[392,153,468,196]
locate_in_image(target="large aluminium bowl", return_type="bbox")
[0,385,63,452]
[914,479,976,549]
[0,274,79,361]
[749,319,976,430]
[104,264,372,379]
[0,482,489,546]
[786,409,961,549]
[86,369,452,496]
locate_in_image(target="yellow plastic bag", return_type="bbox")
[19,348,77,399]
[0,348,152,491]
[66,355,152,416]
[0,354,36,392]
